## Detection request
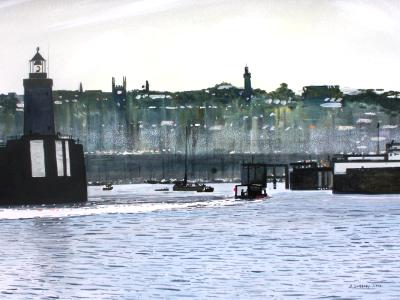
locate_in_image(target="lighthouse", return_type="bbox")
[0,48,87,205]
[24,47,55,135]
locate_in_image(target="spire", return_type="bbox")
[30,47,45,62]
[79,82,83,93]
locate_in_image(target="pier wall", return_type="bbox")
[85,153,326,183]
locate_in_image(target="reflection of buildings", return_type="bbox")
[0,48,87,205]
[250,116,260,153]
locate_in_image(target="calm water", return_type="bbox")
[1,184,400,299]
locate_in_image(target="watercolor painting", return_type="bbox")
[1,0,400,299]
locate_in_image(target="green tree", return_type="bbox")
[269,83,295,100]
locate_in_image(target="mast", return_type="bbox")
[377,122,380,154]
[162,157,165,180]
[184,125,188,185]
[47,44,50,77]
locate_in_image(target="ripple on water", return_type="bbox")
[1,185,400,299]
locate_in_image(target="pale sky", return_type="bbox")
[1,0,400,94]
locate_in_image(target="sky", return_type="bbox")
[1,0,400,94]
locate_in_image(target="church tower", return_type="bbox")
[243,65,253,100]
[112,76,127,109]
[23,47,55,135]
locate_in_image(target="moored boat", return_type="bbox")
[102,183,113,191]
[172,126,214,193]
[172,181,214,193]
[155,187,169,192]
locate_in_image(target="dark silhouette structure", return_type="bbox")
[234,163,289,199]
[142,80,150,93]
[0,48,87,205]
[112,76,127,109]
[243,65,252,100]
[289,162,332,190]
[235,163,267,199]
[332,142,400,194]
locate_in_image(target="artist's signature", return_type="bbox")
[349,283,382,289]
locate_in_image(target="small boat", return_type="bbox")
[234,184,269,200]
[197,185,214,193]
[172,181,199,192]
[155,187,169,192]
[145,179,159,184]
[173,181,214,192]
[103,184,113,191]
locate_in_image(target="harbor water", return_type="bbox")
[1,184,400,299]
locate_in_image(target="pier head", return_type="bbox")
[0,48,87,205]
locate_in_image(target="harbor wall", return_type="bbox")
[85,153,327,183]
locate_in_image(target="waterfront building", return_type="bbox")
[332,141,400,194]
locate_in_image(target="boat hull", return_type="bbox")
[173,186,199,192]
[173,183,214,192]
